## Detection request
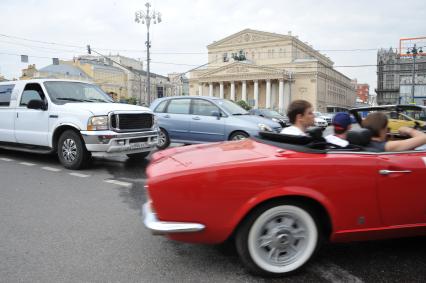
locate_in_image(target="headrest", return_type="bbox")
[258,131,313,145]
[306,127,325,141]
[346,128,372,146]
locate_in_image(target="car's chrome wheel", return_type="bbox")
[236,203,319,276]
[157,128,170,150]
[229,131,249,141]
[62,138,77,162]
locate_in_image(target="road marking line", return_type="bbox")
[20,162,36,166]
[0,158,14,161]
[309,261,363,283]
[69,172,90,178]
[41,166,62,172]
[104,179,132,187]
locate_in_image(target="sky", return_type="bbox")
[1,0,425,92]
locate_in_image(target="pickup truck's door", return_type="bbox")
[14,83,49,146]
[0,84,16,142]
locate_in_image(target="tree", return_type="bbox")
[236,100,251,110]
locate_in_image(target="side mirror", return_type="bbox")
[27,99,47,110]
[211,110,221,120]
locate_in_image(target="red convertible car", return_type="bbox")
[143,123,426,276]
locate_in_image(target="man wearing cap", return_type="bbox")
[325,112,352,147]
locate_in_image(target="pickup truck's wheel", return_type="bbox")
[57,130,91,170]
[127,151,150,160]
[235,201,319,277]
[157,128,170,150]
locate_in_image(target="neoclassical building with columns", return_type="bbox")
[189,29,356,113]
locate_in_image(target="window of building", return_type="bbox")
[0,84,14,107]
[223,53,229,62]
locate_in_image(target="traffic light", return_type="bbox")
[87,45,91,54]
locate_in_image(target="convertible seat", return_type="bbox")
[346,128,372,147]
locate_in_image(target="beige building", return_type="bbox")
[189,29,356,113]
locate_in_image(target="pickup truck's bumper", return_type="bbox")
[81,130,158,157]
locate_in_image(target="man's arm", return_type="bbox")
[385,126,426,151]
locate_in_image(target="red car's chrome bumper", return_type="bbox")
[142,202,205,235]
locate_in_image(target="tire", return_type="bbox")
[229,131,249,141]
[235,201,319,277]
[57,130,91,170]
[127,151,150,160]
[157,128,170,150]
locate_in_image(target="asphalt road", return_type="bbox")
[0,140,425,283]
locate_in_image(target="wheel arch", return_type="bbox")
[228,130,250,140]
[52,124,82,152]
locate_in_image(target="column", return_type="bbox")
[219,82,224,99]
[278,79,284,113]
[283,82,291,112]
[230,81,235,101]
[242,80,247,102]
[209,83,213,97]
[254,80,259,109]
[198,84,203,96]
[266,79,271,108]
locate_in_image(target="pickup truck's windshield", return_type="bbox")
[44,81,114,104]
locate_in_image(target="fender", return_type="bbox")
[49,122,82,148]
[228,185,337,235]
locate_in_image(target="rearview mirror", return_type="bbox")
[27,99,47,110]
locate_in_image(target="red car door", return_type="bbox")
[377,152,426,226]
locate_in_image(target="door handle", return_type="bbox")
[163,115,170,118]
[379,169,412,175]
[192,116,201,120]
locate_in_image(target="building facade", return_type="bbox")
[376,48,426,105]
[189,29,356,113]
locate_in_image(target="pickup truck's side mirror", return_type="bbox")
[27,99,47,110]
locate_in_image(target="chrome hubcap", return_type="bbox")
[62,138,77,162]
[158,130,167,146]
[255,214,307,266]
[232,134,247,141]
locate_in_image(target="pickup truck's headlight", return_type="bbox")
[153,115,159,129]
[87,116,109,131]
[271,118,280,123]
[258,123,272,132]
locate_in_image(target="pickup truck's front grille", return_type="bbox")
[110,113,154,131]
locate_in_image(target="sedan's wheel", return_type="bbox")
[57,130,91,170]
[236,202,319,277]
[157,128,170,150]
[229,131,249,141]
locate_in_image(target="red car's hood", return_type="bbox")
[148,139,277,176]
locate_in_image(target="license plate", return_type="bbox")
[129,142,149,150]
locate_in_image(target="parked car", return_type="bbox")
[313,112,328,128]
[150,96,281,149]
[142,110,426,276]
[249,108,290,128]
[320,113,334,125]
[0,79,158,169]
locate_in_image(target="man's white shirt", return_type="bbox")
[280,126,307,136]
[325,135,349,147]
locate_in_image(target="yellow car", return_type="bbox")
[386,111,426,133]
[351,105,426,134]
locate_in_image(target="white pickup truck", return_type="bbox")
[0,79,159,169]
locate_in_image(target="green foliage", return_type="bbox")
[236,100,251,110]
[127,97,138,105]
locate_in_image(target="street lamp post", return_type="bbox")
[407,44,423,104]
[135,2,161,106]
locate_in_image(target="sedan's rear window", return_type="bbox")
[166,99,191,114]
